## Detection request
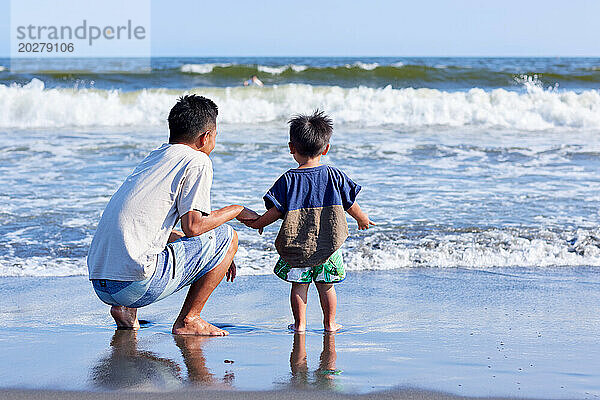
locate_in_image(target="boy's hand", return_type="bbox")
[245,219,264,235]
[237,207,261,224]
[347,202,375,230]
[357,217,376,230]
[226,261,236,282]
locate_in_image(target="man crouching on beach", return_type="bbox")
[87,95,257,336]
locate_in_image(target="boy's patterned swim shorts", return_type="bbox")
[274,248,346,284]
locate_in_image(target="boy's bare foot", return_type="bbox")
[110,306,140,330]
[288,323,306,333]
[324,323,342,332]
[172,316,229,336]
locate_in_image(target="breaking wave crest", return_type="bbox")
[1,78,600,130]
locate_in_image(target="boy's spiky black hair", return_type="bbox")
[288,110,333,157]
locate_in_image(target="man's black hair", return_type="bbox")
[168,95,218,144]
[288,110,333,157]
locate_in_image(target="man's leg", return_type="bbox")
[173,335,214,385]
[108,229,182,330]
[172,230,238,336]
[110,306,140,330]
[290,283,310,332]
[315,283,342,332]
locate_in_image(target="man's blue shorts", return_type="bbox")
[91,225,234,308]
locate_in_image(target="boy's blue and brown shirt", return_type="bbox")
[264,165,361,267]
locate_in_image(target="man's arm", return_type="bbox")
[181,205,244,237]
[346,202,375,230]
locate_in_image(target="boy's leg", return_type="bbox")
[315,283,342,332]
[289,332,308,387]
[290,283,310,332]
[319,332,337,372]
[172,230,238,336]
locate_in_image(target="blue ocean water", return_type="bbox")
[0,57,600,276]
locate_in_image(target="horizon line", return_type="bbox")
[1,54,600,59]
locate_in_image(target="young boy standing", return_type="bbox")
[88,95,257,336]
[247,111,374,332]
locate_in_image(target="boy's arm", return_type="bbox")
[181,205,244,237]
[248,207,283,233]
[346,202,375,230]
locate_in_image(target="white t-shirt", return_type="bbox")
[87,143,212,281]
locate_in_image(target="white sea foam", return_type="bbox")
[290,64,308,72]
[344,229,600,271]
[180,63,231,74]
[349,62,379,70]
[0,66,6,72]
[257,64,309,74]
[2,228,599,277]
[257,65,288,74]
[1,79,600,130]
[182,63,309,75]
[180,62,391,75]
[0,257,87,277]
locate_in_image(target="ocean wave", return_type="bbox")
[1,228,599,277]
[182,62,383,75]
[1,79,600,130]
[182,62,383,76]
[6,61,599,90]
[257,64,308,74]
[0,66,6,72]
[180,63,232,74]
[350,62,379,70]
[173,62,600,87]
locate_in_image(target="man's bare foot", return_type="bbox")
[110,306,140,330]
[288,323,306,333]
[172,316,229,336]
[324,323,342,332]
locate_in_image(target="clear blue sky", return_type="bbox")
[1,0,599,57]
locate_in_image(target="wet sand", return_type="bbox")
[0,388,526,400]
[0,268,599,399]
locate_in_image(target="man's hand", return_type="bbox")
[226,261,236,282]
[168,230,185,243]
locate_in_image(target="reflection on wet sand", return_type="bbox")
[289,332,341,390]
[91,330,234,390]
[174,335,234,387]
[91,330,182,391]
